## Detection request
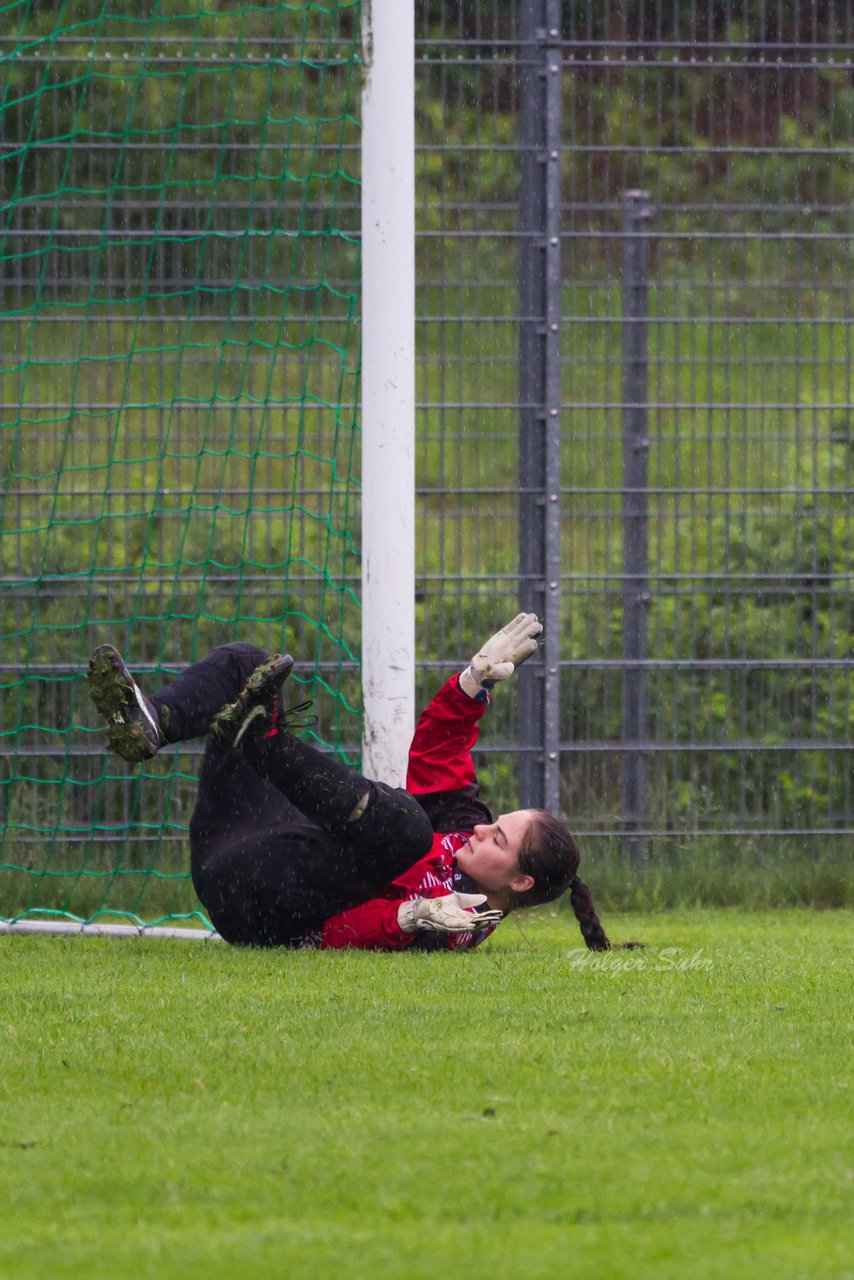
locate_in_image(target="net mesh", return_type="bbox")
[0,0,362,929]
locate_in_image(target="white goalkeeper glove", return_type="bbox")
[459,612,542,700]
[397,892,503,935]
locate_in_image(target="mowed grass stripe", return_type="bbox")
[1,910,851,1280]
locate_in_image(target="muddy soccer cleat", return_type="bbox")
[87,644,165,762]
[210,654,296,749]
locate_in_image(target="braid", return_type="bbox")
[514,815,644,950]
[569,875,611,951]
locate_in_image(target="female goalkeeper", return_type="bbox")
[87,615,616,952]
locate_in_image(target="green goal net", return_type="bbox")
[0,0,362,931]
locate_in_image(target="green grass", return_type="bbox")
[585,841,853,911]
[2,910,852,1280]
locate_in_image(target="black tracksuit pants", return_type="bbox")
[151,643,433,946]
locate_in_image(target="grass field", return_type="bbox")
[2,909,851,1280]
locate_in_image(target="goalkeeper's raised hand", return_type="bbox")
[397,892,503,935]
[459,612,542,700]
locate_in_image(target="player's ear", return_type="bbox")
[509,872,535,895]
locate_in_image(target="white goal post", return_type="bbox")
[360,0,416,787]
[0,920,221,941]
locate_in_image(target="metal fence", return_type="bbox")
[1,0,852,893]
[414,0,853,857]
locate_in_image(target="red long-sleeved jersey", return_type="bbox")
[307,673,499,951]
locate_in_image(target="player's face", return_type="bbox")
[455,809,537,896]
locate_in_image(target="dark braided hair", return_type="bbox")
[512,809,629,951]
[567,873,611,952]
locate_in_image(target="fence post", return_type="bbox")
[518,0,562,813]
[621,189,653,867]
